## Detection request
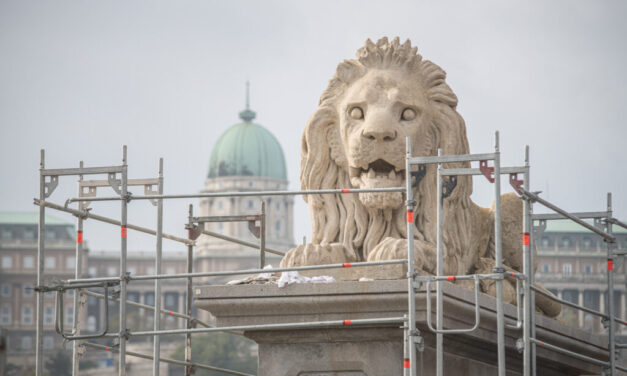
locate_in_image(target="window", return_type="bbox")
[65,307,73,326]
[562,263,572,276]
[541,264,550,273]
[147,267,155,275]
[1,283,11,297]
[582,237,593,250]
[66,257,75,269]
[166,267,175,275]
[560,237,572,249]
[276,202,281,211]
[2,256,12,269]
[217,223,224,231]
[584,265,593,274]
[88,267,97,276]
[23,229,35,240]
[107,266,117,277]
[248,200,253,209]
[45,229,56,240]
[164,293,177,310]
[87,316,96,332]
[248,181,253,187]
[128,267,136,276]
[44,256,56,269]
[43,336,54,349]
[217,201,223,210]
[1,228,13,240]
[23,255,34,269]
[21,336,32,350]
[23,285,33,297]
[275,220,281,236]
[144,292,155,307]
[22,305,33,325]
[44,306,54,325]
[0,305,11,324]
[540,237,552,248]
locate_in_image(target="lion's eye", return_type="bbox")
[401,108,416,121]
[350,107,364,120]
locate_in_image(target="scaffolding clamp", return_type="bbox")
[442,176,457,199]
[410,164,426,188]
[120,328,131,340]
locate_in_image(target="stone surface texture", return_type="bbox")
[279,37,559,317]
[195,281,608,376]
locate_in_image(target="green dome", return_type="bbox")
[207,106,287,180]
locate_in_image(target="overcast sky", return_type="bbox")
[1,1,625,254]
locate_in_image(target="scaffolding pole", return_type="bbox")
[153,158,164,376]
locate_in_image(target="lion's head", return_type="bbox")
[302,37,474,261]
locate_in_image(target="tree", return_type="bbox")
[169,333,257,376]
[44,349,71,376]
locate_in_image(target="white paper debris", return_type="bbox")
[277,270,335,288]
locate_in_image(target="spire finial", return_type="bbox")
[246,80,250,110]
[239,80,256,122]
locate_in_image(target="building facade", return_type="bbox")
[534,219,626,335]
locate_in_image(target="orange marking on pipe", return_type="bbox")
[404,359,410,368]
[77,231,83,243]
[342,263,351,268]
[607,259,614,271]
[407,210,414,223]
[522,232,530,246]
[121,226,127,238]
[343,320,351,325]
[447,276,455,281]
[341,189,350,193]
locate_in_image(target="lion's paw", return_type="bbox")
[280,243,355,268]
[366,237,427,272]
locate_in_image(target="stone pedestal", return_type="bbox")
[194,280,609,376]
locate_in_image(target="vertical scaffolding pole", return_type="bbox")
[493,132,506,376]
[119,146,129,376]
[435,149,444,376]
[72,162,84,376]
[152,158,164,376]
[606,192,615,375]
[529,199,537,376]
[522,147,532,376]
[260,202,266,269]
[185,204,194,375]
[35,150,45,376]
[405,137,418,376]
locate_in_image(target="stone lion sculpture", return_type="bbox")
[280,37,560,317]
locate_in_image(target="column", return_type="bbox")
[578,290,584,328]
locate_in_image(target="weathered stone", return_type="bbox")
[195,281,607,376]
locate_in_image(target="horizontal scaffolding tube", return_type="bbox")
[201,229,284,256]
[440,166,526,176]
[67,187,407,203]
[530,286,627,326]
[33,199,193,245]
[128,316,406,338]
[408,152,495,164]
[608,217,627,231]
[82,342,254,376]
[42,165,124,176]
[529,338,609,368]
[66,259,407,284]
[530,286,605,318]
[81,290,212,328]
[519,188,615,243]
[532,211,609,221]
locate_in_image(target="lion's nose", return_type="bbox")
[361,128,397,142]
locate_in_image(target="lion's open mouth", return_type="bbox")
[349,159,404,189]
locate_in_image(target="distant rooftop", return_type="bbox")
[544,219,627,234]
[0,211,72,226]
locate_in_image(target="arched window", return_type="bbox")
[560,236,572,249]
[275,220,281,236]
[582,237,593,249]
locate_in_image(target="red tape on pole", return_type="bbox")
[341,189,350,193]
[343,320,351,325]
[407,210,414,223]
[342,263,351,268]
[607,259,614,271]
[522,232,530,246]
[447,276,455,281]
[121,226,127,238]
[404,359,410,368]
[77,231,83,244]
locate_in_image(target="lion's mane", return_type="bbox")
[301,37,475,266]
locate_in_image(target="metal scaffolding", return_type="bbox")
[32,132,627,376]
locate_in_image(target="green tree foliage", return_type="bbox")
[44,349,71,376]
[169,333,257,376]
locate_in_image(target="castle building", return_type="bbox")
[195,86,294,275]
[534,220,626,335]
